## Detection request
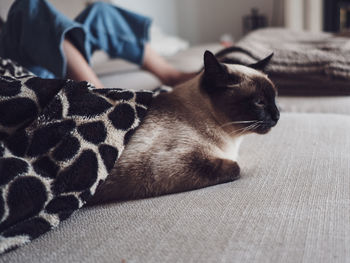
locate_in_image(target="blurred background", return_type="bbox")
[1,0,349,59]
[0,0,330,45]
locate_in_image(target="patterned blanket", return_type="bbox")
[0,58,154,253]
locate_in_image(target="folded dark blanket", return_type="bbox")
[0,58,154,253]
[217,28,350,95]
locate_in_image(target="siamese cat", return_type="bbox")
[88,50,279,205]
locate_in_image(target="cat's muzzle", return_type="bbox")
[256,114,279,134]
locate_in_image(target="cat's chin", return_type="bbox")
[255,126,272,134]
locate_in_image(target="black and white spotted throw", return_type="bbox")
[0,57,154,254]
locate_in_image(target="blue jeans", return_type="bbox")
[0,0,151,78]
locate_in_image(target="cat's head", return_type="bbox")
[201,50,279,135]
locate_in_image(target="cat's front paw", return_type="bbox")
[218,159,240,182]
[203,158,240,182]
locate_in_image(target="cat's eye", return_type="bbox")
[255,99,266,107]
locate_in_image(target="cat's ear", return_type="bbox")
[248,53,273,71]
[204,50,226,77]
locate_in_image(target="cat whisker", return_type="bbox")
[243,123,261,135]
[220,120,259,128]
[230,121,262,136]
[237,125,259,136]
[230,125,254,135]
[239,123,259,133]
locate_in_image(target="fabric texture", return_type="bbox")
[217,28,350,95]
[0,57,154,253]
[1,112,349,263]
[0,0,151,78]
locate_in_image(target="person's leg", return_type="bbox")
[1,0,195,86]
[0,0,89,79]
[64,37,194,88]
[75,2,196,86]
[63,38,104,89]
[142,44,196,86]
